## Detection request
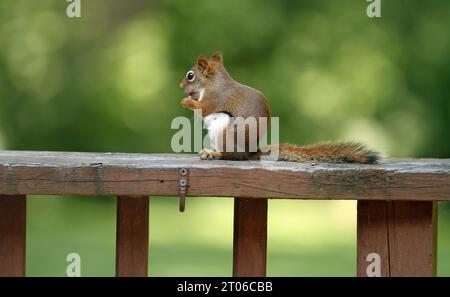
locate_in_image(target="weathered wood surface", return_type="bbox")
[0,151,449,200]
[357,201,437,276]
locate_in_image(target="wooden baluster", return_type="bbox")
[233,198,268,277]
[0,195,26,276]
[357,200,437,277]
[116,196,150,277]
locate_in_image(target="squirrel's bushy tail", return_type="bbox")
[267,142,379,164]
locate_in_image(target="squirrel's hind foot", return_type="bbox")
[199,148,223,160]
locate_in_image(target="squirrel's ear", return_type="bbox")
[197,56,209,69]
[197,56,215,75]
[211,51,223,65]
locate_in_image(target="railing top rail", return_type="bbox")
[0,151,449,200]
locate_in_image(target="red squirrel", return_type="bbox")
[179,52,379,164]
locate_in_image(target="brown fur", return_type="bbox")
[180,52,270,119]
[272,142,379,164]
[180,52,271,160]
[180,52,379,164]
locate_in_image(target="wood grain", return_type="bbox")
[0,195,26,276]
[115,196,149,277]
[233,198,267,277]
[357,201,390,277]
[0,151,448,200]
[357,200,437,276]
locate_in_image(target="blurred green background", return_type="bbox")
[0,0,449,276]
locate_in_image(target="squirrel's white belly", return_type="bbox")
[203,113,231,151]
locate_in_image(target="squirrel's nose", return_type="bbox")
[179,82,183,88]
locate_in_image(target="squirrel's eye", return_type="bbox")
[186,71,195,82]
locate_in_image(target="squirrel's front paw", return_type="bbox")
[181,97,197,109]
[199,148,223,160]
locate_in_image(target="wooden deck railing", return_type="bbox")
[0,151,449,276]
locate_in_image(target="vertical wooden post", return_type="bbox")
[0,195,26,277]
[357,201,390,277]
[116,196,149,277]
[233,198,268,277]
[357,200,437,277]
